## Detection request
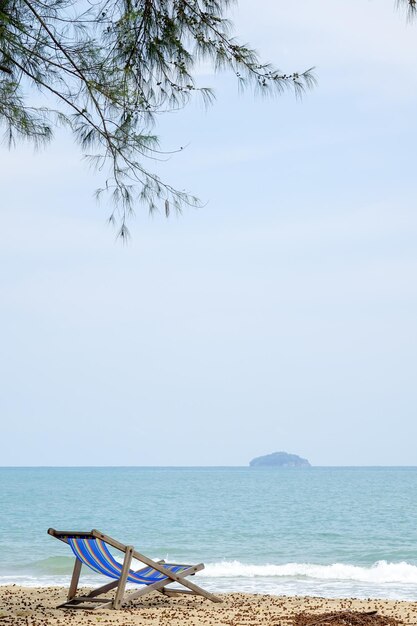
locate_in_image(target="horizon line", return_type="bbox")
[1,464,417,469]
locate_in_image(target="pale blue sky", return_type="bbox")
[1,0,417,466]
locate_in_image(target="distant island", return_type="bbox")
[249,451,311,468]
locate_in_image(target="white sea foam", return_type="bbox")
[3,560,417,600]
[203,560,417,584]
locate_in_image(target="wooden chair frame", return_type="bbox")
[48,528,222,610]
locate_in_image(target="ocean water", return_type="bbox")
[1,467,417,600]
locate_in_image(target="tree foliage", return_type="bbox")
[0,0,315,237]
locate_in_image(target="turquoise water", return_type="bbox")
[1,467,417,599]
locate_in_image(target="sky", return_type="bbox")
[1,0,417,466]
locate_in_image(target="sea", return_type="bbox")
[1,467,417,600]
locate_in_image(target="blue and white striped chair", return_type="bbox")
[48,528,221,609]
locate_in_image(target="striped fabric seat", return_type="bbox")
[68,537,189,585]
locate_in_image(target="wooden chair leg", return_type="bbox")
[68,559,82,600]
[113,546,134,609]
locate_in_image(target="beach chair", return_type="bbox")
[48,528,222,610]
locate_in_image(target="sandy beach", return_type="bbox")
[0,587,416,626]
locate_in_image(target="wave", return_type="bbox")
[202,561,417,584]
[9,554,161,576]
[6,558,417,587]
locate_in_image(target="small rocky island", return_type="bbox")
[249,451,311,468]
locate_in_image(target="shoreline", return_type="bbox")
[1,587,417,625]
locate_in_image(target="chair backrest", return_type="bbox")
[67,537,188,584]
[68,537,121,579]
[48,528,128,552]
[48,529,188,584]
